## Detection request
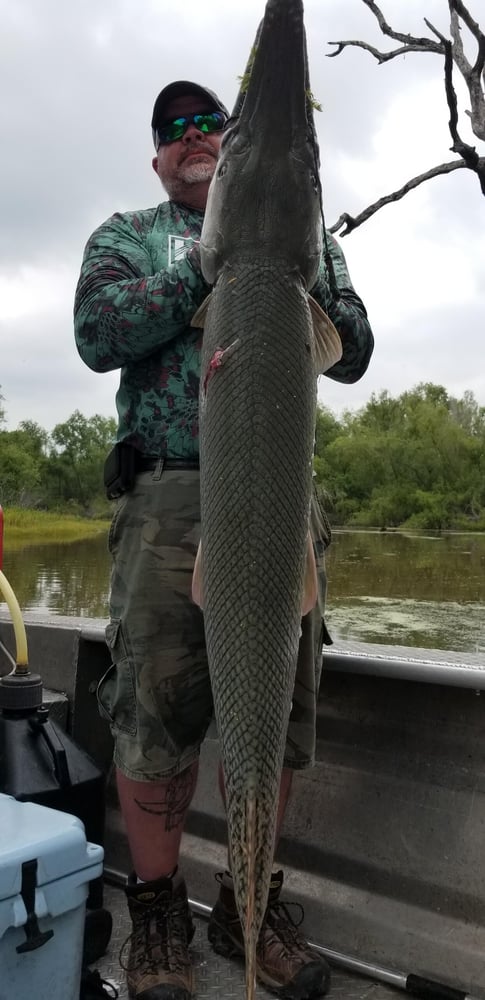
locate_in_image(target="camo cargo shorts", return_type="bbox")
[97,466,331,781]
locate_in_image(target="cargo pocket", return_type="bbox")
[319,619,333,647]
[312,486,332,551]
[97,618,137,736]
[107,493,129,555]
[310,488,333,646]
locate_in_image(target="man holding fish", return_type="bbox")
[75,6,374,998]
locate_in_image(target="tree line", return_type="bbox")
[0,389,116,517]
[314,382,485,530]
[1,383,484,530]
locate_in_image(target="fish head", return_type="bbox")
[200,0,322,289]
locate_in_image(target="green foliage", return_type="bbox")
[0,407,116,515]
[314,383,485,530]
[4,507,109,547]
[237,43,322,111]
[48,410,116,511]
[238,44,258,93]
[0,433,42,507]
[1,383,484,530]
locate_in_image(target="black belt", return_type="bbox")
[135,454,199,473]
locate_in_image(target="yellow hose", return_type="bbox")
[0,569,29,670]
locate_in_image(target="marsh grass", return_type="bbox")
[2,507,109,549]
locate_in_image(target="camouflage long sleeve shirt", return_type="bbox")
[74,200,374,459]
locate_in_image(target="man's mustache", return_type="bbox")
[179,144,217,166]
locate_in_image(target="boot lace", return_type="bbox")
[119,895,191,975]
[263,899,307,958]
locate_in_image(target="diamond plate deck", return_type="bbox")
[95,883,399,1000]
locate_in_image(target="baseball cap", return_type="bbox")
[151,80,230,147]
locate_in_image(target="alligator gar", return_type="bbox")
[192,1,342,995]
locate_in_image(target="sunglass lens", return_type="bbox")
[156,111,226,147]
[157,117,187,145]
[193,112,225,133]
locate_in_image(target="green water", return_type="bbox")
[1,530,485,655]
[326,530,485,654]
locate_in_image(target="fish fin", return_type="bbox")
[191,293,212,328]
[245,793,257,1000]
[246,944,257,1000]
[308,295,343,374]
[302,531,318,616]
[191,541,204,608]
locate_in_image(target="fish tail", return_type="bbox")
[244,791,257,1000]
[245,942,257,1000]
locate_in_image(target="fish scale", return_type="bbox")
[199,262,316,996]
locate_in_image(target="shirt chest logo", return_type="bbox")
[168,234,198,267]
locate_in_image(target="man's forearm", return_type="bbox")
[324,289,374,384]
[311,232,374,384]
[74,249,207,373]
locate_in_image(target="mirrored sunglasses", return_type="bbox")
[156,111,226,148]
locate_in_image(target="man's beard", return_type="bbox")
[179,157,216,185]
[161,150,217,203]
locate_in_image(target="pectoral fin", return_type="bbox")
[193,537,317,615]
[191,294,212,329]
[192,541,204,608]
[302,531,318,616]
[308,295,343,374]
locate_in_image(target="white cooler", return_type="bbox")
[0,793,104,1000]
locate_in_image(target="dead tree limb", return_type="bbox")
[329,160,470,236]
[443,37,485,191]
[328,0,485,232]
[327,1,443,63]
[449,0,485,139]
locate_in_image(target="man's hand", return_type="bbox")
[187,242,211,300]
[187,241,204,276]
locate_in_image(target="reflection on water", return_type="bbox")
[1,529,485,655]
[2,533,111,619]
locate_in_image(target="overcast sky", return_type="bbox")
[1,0,483,433]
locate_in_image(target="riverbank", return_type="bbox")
[3,506,485,551]
[1,507,110,549]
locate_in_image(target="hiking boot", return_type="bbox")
[120,871,195,999]
[80,967,119,998]
[208,870,330,999]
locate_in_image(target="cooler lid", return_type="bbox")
[0,794,100,901]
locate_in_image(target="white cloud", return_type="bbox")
[0,266,73,322]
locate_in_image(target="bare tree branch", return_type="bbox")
[329,160,473,237]
[327,0,443,62]
[424,18,448,46]
[328,0,485,233]
[442,33,484,188]
[449,7,470,72]
[445,39,463,144]
[327,40,428,64]
[328,1,484,138]
[451,0,484,44]
[449,0,485,140]
[360,0,443,51]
